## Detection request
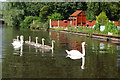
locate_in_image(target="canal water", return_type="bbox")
[1,26,120,78]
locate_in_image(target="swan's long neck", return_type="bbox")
[36,38,38,44]
[65,50,69,54]
[17,36,19,41]
[42,39,44,46]
[51,41,54,49]
[65,50,70,58]
[20,36,24,44]
[29,36,31,43]
[82,44,85,56]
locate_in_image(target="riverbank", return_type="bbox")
[50,28,120,44]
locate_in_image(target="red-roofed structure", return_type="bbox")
[69,10,87,26]
[50,10,119,28]
[70,10,83,16]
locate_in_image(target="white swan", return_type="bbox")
[25,36,31,44]
[34,37,44,48]
[66,42,86,59]
[28,37,36,46]
[13,36,19,42]
[40,39,55,50]
[12,35,24,48]
[12,36,20,46]
[27,36,36,46]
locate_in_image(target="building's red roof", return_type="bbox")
[70,10,83,16]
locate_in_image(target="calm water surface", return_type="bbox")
[1,26,120,78]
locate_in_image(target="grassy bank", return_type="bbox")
[51,26,120,36]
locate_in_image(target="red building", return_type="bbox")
[69,10,87,26]
[50,10,119,28]
[51,10,87,27]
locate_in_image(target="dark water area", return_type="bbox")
[1,26,120,78]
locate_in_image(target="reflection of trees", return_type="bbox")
[59,33,67,46]
[84,41,118,78]
[50,31,118,78]
[50,31,57,41]
[2,27,119,78]
[66,34,85,51]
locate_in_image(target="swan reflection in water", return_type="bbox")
[20,45,23,56]
[13,45,23,56]
[67,56,85,69]
[39,48,54,57]
[81,57,85,69]
[66,42,86,69]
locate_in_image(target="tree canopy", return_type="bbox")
[48,13,64,21]
[96,11,109,24]
[3,2,120,27]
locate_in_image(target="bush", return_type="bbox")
[102,22,119,34]
[84,10,96,21]
[43,20,49,31]
[20,16,39,28]
[48,13,64,21]
[96,12,109,25]
[30,21,44,29]
[119,19,120,26]
[94,23,101,31]
[77,27,83,31]
[67,25,72,30]
[119,19,120,21]
[39,6,49,22]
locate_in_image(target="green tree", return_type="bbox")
[39,6,49,22]
[20,16,38,28]
[96,11,109,24]
[86,2,120,21]
[103,22,119,34]
[84,10,96,21]
[3,2,120,28]
[3,9,24,27]
[48,13,64,21]
[46,2,87,19]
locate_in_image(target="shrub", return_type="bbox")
[84,10,96,21]
[30,21,44,29]
[48,13,64,21]
[39,6,49,22]
[20,16,39,28]
[94,23,101,31]
[77,27,83,31]
[119,19,120,26]
[102,22,119,34]
[96,12,109,25]
[43,20,49,31]
[67,25,72,30]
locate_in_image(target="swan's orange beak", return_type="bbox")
[85,44,87,46]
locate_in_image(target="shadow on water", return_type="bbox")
[1,27,120,78]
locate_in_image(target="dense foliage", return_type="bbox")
[94,23,101,31]
[119,19,120,26]
[94,22,119,34]
[84,10,96,21]
[3,9,24,27]
[20,16,39,28]
[39,6,49,22]
[102,22,119,34]
[48,13,64,21]
[3,2,120,30]
[96,12,109,24]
